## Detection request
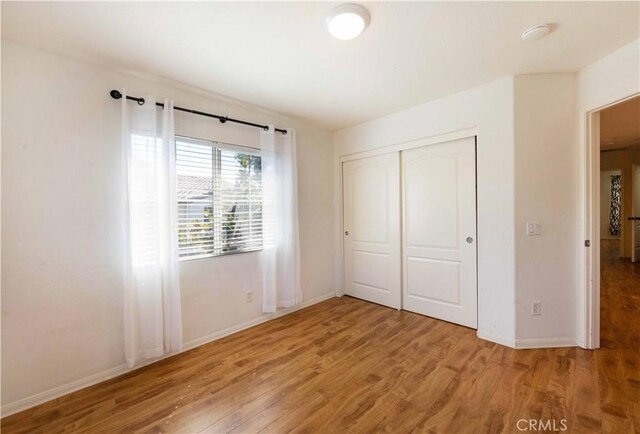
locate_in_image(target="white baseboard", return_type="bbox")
[1,364,130,418]
[1,292,336,418]
[478,331,576,349]
[514,336,576,349]
[183,292,335,350]
[576,338,593,349]
[476,330,517,348]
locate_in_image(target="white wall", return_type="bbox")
[3,31,638,414]
[1,40,335,412]
[576,38,640,348]
[333,38,640,352]
[578,39,640,113]
[600,170,622,240]
[513,74,577,345]
[333,68,623,349]
[333,76,517,347]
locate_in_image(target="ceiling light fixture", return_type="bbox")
[326,4,370,40]
[521,24,552,42]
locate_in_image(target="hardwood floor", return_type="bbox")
[2,245,639,433]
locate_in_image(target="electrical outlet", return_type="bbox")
[532,302,542,316]
[526,221,542,236]
[246,291,253,303]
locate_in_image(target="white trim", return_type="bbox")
[632,164,639,263]
[337,160,345,297]
[1,364,130,418]
[581,92,640,350]
[515,337,576,349]
[477,332,575,349]
[476,330,516,348]
[339,127,477,163]
[1,292,336,418]
[184,292,334,350]
[126,347,165,369]
[333,155,344,297]
[587,93,640,113]
[585,110,601,350]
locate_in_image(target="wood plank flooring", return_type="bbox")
[2,240,639,433]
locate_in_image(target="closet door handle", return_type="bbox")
[466,237,474,243]
[345,231,349,236]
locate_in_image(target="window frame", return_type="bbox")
[176,135,263,261]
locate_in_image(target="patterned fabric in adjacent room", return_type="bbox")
[608,174,621,236]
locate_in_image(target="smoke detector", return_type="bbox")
[521,25,552,42]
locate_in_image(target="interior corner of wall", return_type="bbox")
[477,329,517,349]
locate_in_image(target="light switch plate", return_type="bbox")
[532,302,542,316]
[526,221,541,236]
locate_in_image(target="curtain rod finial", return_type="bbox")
[110,90,122,100]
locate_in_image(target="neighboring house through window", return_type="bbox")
[176,137,262,259]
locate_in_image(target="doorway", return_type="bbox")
[596,96,640,348]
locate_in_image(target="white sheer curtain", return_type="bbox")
[261,126,301,312]
[121,91,182,368]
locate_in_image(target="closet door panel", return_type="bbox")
[402,137,477,328]
[343,153,401,309]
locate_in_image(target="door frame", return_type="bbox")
[633,164,640,262]
[340,128,477,164]
[581,92,639,349]
[338,127,478,310]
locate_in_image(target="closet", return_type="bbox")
[342,136,478,328]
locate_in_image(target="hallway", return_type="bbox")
[600,239,640,350]
[595,239,640,432]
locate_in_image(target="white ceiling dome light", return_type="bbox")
[521,24,552,42]
[325,4,370,40]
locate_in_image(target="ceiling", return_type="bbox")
[2,2,638,130]
[601,96,640,151]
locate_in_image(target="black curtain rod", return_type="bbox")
[110,90,287,134]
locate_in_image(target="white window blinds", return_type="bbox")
[176,137,262,259]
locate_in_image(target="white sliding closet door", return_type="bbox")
[401,137,477,328]
[343,153,401,309]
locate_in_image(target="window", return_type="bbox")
[176,137,262,259]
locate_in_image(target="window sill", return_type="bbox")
[179,248,263,262]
